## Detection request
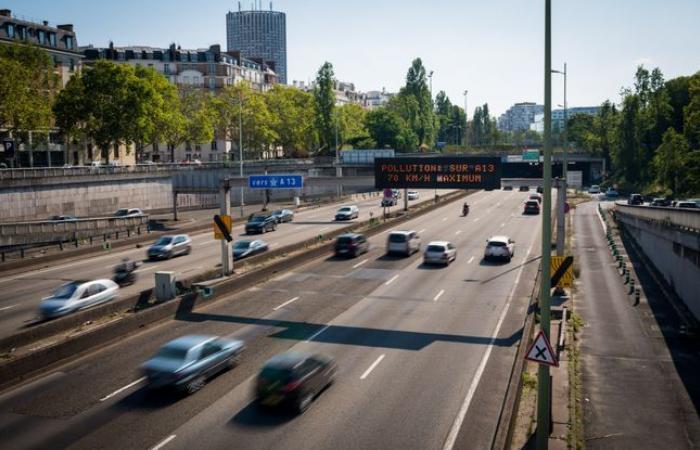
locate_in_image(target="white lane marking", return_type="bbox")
[418,228,426,234]
[442,230,536,450]
[433,289,445,302]
[305,324,331,343]
[385,274,399,286]
[595,203,607,231]
[0,305,16,312]
[474,218,481,222]
[273,296,300,311]
[319,227,330,232]
[467,256,475,264]
[455,230,462,236]
[360,354,386,380]
[500,222,506,228]
[135,265,158,273]
[151,435,176,450]
[352,259,369,269]
[442,217,448,221]
[100,377,146,402]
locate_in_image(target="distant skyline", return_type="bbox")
[4,0,700,116]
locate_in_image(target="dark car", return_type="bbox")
[519,185,530,192]
[246,215,277,234]
[142,335,245,394]
[334,233,369,257]
[503,185,513,191]
[48,215,78,222]
[271,209,294,223]
[381,197,397,207]
[536,186,544,194]
[233,239,268,260]
[651,197,672,207]
[628,194,644,205]
[523,200,541,215]
[256,352,336,413]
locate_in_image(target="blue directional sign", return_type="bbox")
[248,174,304,189]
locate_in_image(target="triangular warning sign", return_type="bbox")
[525,330,559,367]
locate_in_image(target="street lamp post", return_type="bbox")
[428,70,434,99]
[552,63,567,258]
[239,87,245,218]
[463,90,469,150]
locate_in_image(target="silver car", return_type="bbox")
[147,234,192,260]
[423,241,457,265]
[39,279,120,319]
[142,335,245,394]
[484,236,515,262]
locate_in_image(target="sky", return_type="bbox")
[5,0,700,116]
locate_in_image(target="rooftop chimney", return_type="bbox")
[42,20,49,26]
[0,9,11,17]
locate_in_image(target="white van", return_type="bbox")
[386,230,421,256]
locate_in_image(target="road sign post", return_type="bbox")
[218,183,232,276]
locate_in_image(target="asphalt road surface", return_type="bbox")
[0,188,543,450]
[0,190,444,339]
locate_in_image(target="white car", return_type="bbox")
[335,205,359,220]
[148,234,192,260]
[39,279,119,320]
[114,208,144,217]
[407,191,420,200]
[386,230,421,256]
[424,241,457,265]
[588,185,601,194]
[484,236,515,262]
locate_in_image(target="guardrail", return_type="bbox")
[0,215,150,248]
[615,203,700,232]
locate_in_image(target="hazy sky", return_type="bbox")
[6,0,700,116]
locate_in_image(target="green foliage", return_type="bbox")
[654,128,690,196]
[0,42,57,134]
[266,85,317,157]
[394,58,435,148]
[337,103,369,148]
[313,62,336,154]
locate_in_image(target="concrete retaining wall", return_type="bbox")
[616,211,700,322]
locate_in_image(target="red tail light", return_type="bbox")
[282,380,301,393]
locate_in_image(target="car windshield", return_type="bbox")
[260,367,293,383]
[154,346,189,362]
[427,245,446,252]
[53,282,79,299]
[114,209,128,216]
[488,241,507,247]
[250,216,266,223]
[337,236,353,244]
[338,207,351,212]
[234,241,251,249]
[154,237,172,246]
[527,201,539,206]
[272,210,283,216]
[389,234,407,243]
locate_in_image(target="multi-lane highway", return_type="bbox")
[0,188,543,449]
[0,190,445,338]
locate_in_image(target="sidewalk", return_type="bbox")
[574,201,700,449]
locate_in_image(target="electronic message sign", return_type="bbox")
[374,157,501,189]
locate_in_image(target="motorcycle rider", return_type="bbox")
[462,202,470,216]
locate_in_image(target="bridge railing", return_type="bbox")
[615,203,700,232]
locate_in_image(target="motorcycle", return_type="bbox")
[112,262,140,287]
[462,204,470,216]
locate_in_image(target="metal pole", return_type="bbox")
[220,183,232,276]
[464,90,468,150]
[403,188,408,211]
[239,88,245,218]
[563,63,568,184]
[536,0,553,448]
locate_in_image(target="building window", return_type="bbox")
[37,30,46,45]
[211,140,217,151]
[185,141,192,151]
[209,77,216,90]
[152,143,159,153]
[6,23,14,38]
[163,63,170,74]
[69,59,75,72]
[208,63,215,74]
[48,33,56,47]
[195,144,202,151]
[65,35,74,49]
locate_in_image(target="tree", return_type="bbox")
[614,94,643,188]
[314,62,336,154]
[336,103,369,148]
[365,108,416,150]
[266,84,317,157]
[653,128,688,196]
[397,58,435,147]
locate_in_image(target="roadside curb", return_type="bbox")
[0,190,468,392]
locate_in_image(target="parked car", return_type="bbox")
[423,241,457,266]
[676,200,699,209]
[484,236,515,263]
[271,209,294,223]
[245,214,277,234]
[334,233,369,258]
[335,205,359,220]
[588,185,601,194]
[386,230,421,256]
[407,190,420,200]
[256,351,336,413]
[142,335,245,394]
[628,194,644,205]
[381,196,398,207]
[114,208,144,217]
[39,279,119,320]
[605,188,619,198]
[519,185,530,192]
[233,239,269,260]
[503,185,513,191]
[523,200,541,215]
[651,197,672,207]
[48,215,78,222]
[147,234,192,260]
[529,193,542,204]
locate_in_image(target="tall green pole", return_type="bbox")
[536,0,553,448]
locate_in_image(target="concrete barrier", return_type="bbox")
[0,190,468,388]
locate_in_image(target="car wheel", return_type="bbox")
[296,392,314,414]
[226,353,241,370]
[186,376,206,395]
[185,246,192,255]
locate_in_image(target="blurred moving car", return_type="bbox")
[651,197,672,207]
[536,186,544,194]
[256,352,336,413]
[334,233,369,257]
[519,185,530,192]
[423,241,457,265]
[246,214,277,234]
[271,209,294,223]
[529,193,542,204]
[484,236,515,262]
[588,185,601,194]
[335,205,359,220]
[676,200,699,209]
[386,230,421,256]
[148,234,192,260]
[233,239,268,260]
[628,194,644,205]
[48,215,78,222]
[407,190,420,200]
[605,188,619,198]
[142,335,245,394]
[114,208,144,217]
[523,200,541,215]
[40,279,119,319]
[503,185,513,191]
[381,196,398,207]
